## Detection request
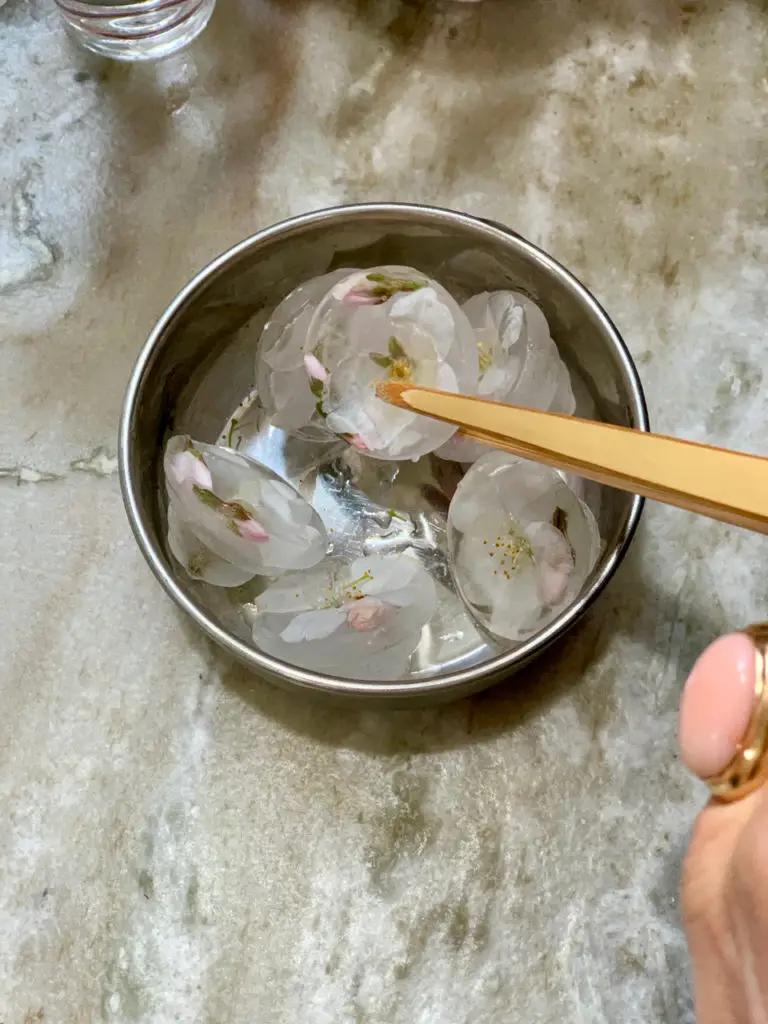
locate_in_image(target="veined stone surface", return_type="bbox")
[1,1,766,1021]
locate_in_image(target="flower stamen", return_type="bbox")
[477,342,494,373]
[369,337,414,383]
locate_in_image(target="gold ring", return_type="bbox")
[706,623,768,802]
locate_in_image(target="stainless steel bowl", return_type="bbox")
[119,203,648,704]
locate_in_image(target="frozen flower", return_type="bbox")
[437,290,575,463]
[163,435,328,586]
[447,451,600,641]
[250,552,436,679]
[255,269,358,435]
[305,268,479,460]
[468,290,576,415]
[257,266,478,455]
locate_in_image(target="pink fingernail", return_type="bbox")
[679,632,757,778]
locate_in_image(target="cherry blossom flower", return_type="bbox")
[163,435,328,585]
[250,552,436,679]
[447,451,600,641]
[305,268,479,460]
[257,266,479,457]
[438,290,575,463]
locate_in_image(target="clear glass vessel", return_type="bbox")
[55,0,216,61]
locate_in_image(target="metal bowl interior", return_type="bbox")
[120,204,648,704]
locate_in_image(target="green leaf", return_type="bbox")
[193,486,252,524]
[193,486,222,511]
[315,400,327,418]
[309,378,324,398]
[366,272,426,293]
[369,353,392,368]
[388,336,406,360]
[228,501,250,522]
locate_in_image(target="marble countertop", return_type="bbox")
[2,1,767,1020]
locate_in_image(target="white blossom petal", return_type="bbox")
[352,553,418,595]
[256,562,337,614]
[389,287,457,359]
[279,608,346,643]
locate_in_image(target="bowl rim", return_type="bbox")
[119,202,648,701]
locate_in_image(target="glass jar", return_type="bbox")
[55,0,216,61]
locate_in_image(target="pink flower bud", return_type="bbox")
[169,451,213,490]
[346,599,388,632]
[341,289,379,307]
[538,566,569,605]
[303,353,329,382]
[237,517,269,542]
[345,433,369,452]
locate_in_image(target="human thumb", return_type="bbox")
[679,632,764,1024]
